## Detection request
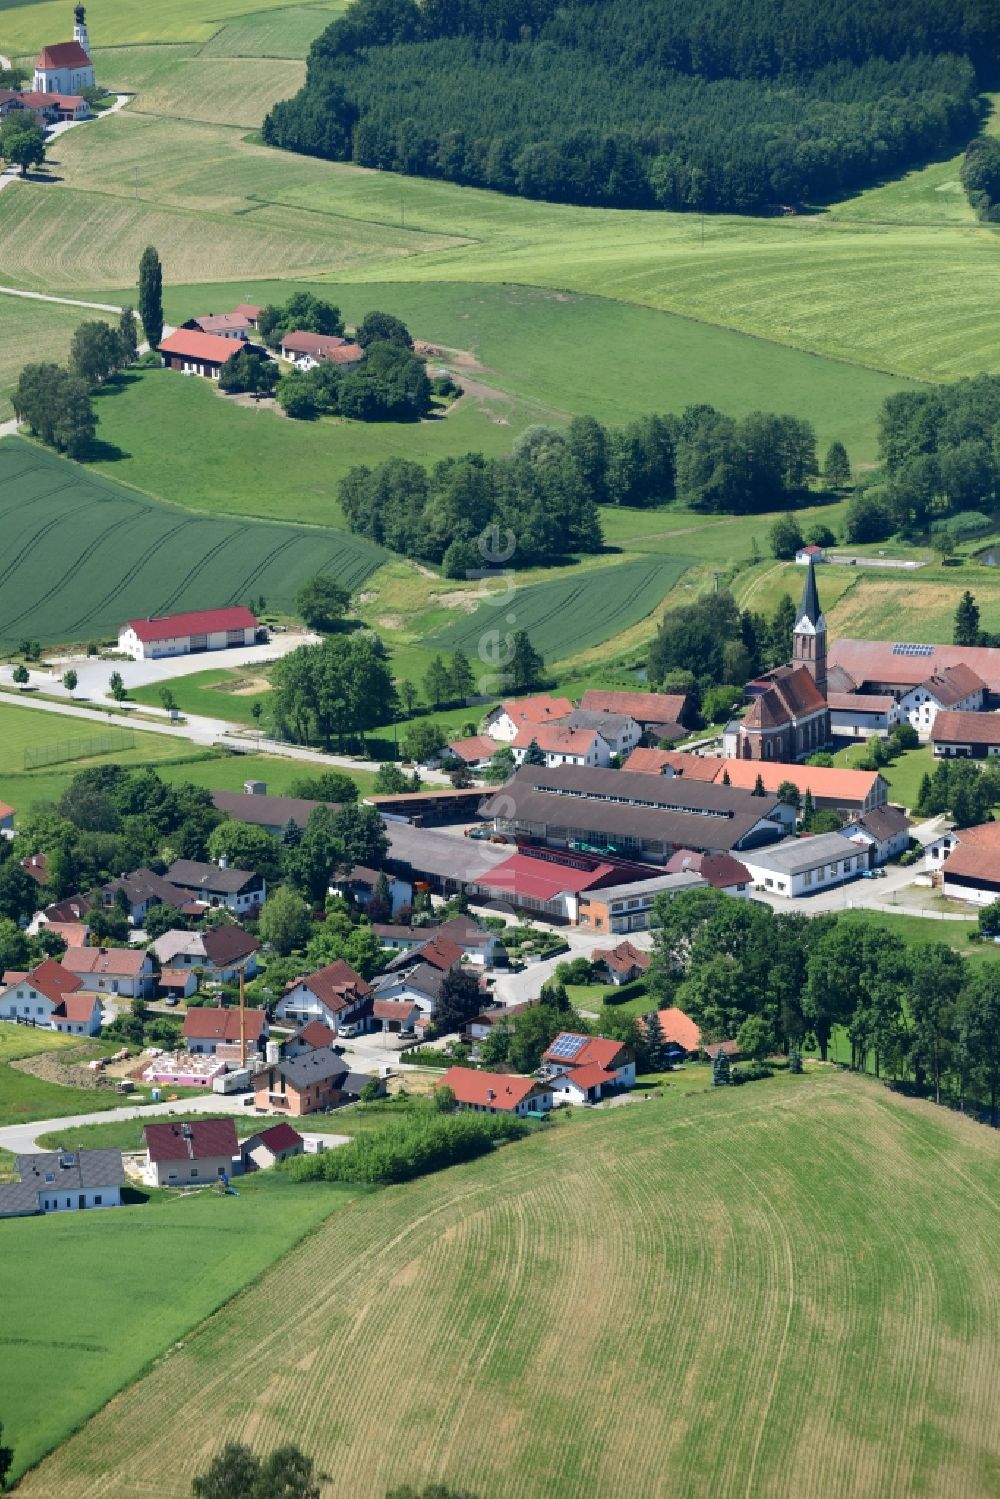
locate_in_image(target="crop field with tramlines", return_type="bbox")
[15,1071,1000,1499]
[0,439,383,646]
[431,555,691,666]
[0,0,342,53]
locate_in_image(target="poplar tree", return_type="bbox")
[138,245,163,349]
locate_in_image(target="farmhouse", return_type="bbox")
[480,765,794,862]
[0,958,102,1035]
[739,832,867,897]
[143,1118,238,1188]
[33,6,95,94]
[592,940,650,984]
[276,960,372,1032]
[513,723,611,768]
[896,665,985,740]
[651,1006,702,1059]
[438,1066,553,1115]
[622,747,722,779]
[443,735,497,770]
[561,709,642,759]
[240,1122,304,1173]
[181,1005,268,1058]
[279,331,363,370]
[838,805,912,865]
[579,688,691,739]
[485,695,574,742]
[931,710,1000,758]
[118,606,258,661]
[184,311,259,341]
[828,691,900,741]
[0,1148,124,1219]
[828,639,1000,701]
[159,327,249,378]
[939,822,1000,906]
[19,90,90,120]
[59,944,154,999]
[164,858,265,914]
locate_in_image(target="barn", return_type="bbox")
[117,606,259,661]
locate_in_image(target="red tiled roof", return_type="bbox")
[45,921,89,947]
[19,91,86,109]
[413,935,464,972]
[475,853,615,903]
[919,664,985,707]
[291,960,370,1014]
[942,822,1000,885]
[61,946,147,978]
[158,328,246,364]
[623,748,722,779]
[329,342,363,364]
[559,1061,613,1091]
[448,735,497,763]
[124,606,257,643]
[580,689,688,723]
[57,992,101,1023]
[256,1122,302,1153]
[652,1007,701,1053]
[144,1118,238,1163]
[373,998,420,1021]
[0,801,13,819]
[12,959,83,1006]
[438,1066,543,1111]
[542,1033,627,1071]
[37,42,92,68]
[232,303,261,318]
[280,331,349,356]
[293,1019,338,1049]
[191,312,255,333]
[500,695,573,727]
[796,544,825,556]
[182,1007,267,1043]
[932,710,1000,746]
[827,692,896,713]
[513,724,600,756]
[714,760,881,803]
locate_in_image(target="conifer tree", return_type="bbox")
[712,1048,731,1086]
[954,590,981,648]
[788,1043,802,1074]
[823,440,851,488]
[137,245,163,350]
[523,737,546,766]
[645,1010,666,1072]
[802,787,815,828]
[752,772,766,796]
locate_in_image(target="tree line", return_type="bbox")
[647,587,803,709]
[262,0,989,213]
[648,888,1000,1119]
[13,309,138,459]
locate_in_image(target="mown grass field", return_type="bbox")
[0,295,93,423]
[128,666,270,725]
[0,436,384,645]
[429,555,692,667]
[17,1071,1000,1499]
[92,45,307,129]
[0,0,342,52]
[0,1172,356,1484]
[833,743,935,812]
[87,364,545,526]
[826,568,1000,644]
[0,700,198,777]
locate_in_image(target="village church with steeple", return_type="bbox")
[33,4,95,95]
[724,555,832,762]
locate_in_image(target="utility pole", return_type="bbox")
[239,962,246,1072]
[134,166,139,201]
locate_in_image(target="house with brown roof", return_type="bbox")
[828,691,900,741]
[143,1118,238,1188]
[592,940,651,985]
[0,959,102,1035]
[484,695,574,743]
[838,806,912,866]
[60,944,154,999]
[442,734,498,771]
[513,723,612,768]
[164,858,265,914]
[939,823,1000,906]
[373,997,421,1033]
[897,665,985,740]
[181,1005,268,1058]
[623,748,723,780]
[276,960,372,1034]
[152,926,260,985]
[278,331,363,370]
[579,689,692,738]
[283,1018,340,1055]
[648,1006,702,1059]
[184,311,259,341]
[438,1066,553,1115]
[931,709,1000,759]
[664,849,752,896]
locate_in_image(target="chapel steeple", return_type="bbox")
[792,554,827,696]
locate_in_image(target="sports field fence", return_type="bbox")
[23,729,136,770]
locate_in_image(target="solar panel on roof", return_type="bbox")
[549,1033,586,1059]
[892,643,933,657]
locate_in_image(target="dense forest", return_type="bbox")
[263,0,995,213]
[844,374,1000,542]
[338,405,817,567]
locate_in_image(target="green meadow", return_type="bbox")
[17,1072,1000,1499]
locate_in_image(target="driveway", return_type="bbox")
[40,632,321,699]
[0,1090,253,1155]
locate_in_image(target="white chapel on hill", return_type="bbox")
[33,4,96,95]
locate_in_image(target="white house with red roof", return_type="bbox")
[276,959,372,1033]
[438,1066,553,1115]
[484,694,574,743]
[117,606,258,660]
[182,1005,268,1058]
[512,722,611,768]
[33,6,95,94]
[591,939,651,985]
[0,958,103,1035]
[60,943,154,999]
[278,331,363,370]
[541,1031,635,1104]
[239,1122,304,1173]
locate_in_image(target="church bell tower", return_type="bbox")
[73,3,90,56]
[792,554,827,697]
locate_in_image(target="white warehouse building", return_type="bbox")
[118,606,259,661]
